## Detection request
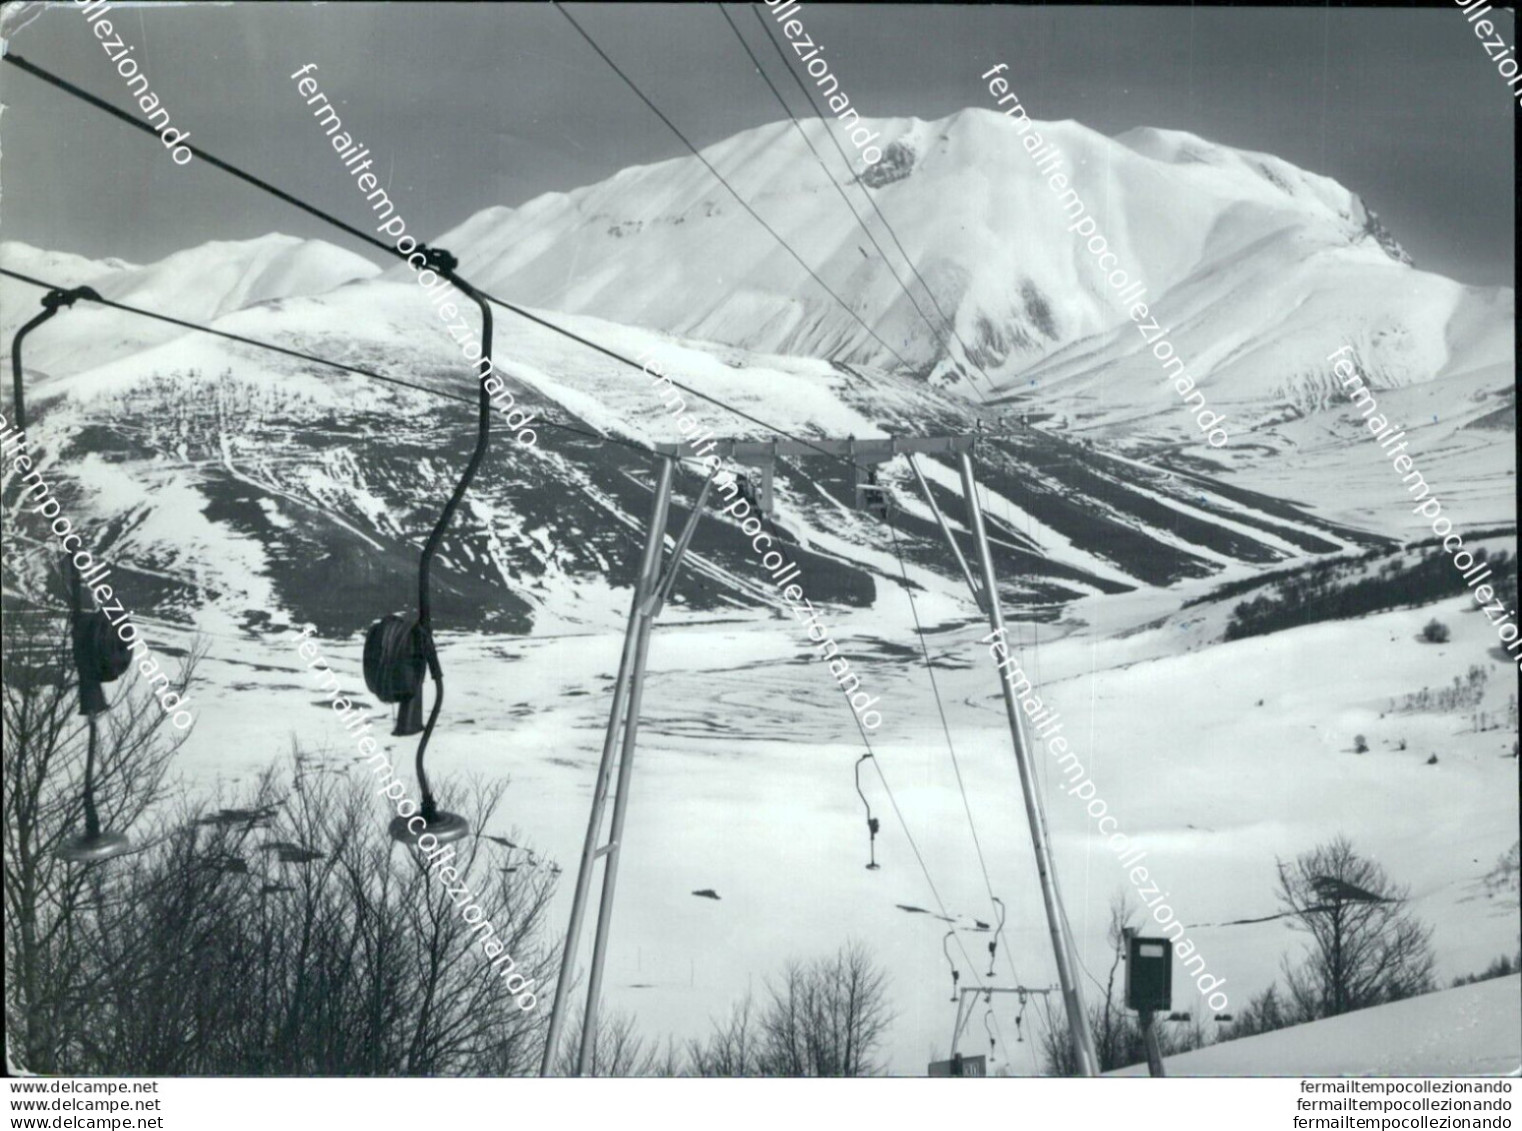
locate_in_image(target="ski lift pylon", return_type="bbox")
[360,247,486,850]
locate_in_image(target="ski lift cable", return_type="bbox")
[8,46,1011,980]
[1,56,886,487]
[1027,591,1105,993]
[877,464,1032,990]
[990,1002,1009,1049]
[971,470,1103,998]
[757,505,989,991]
[3,54,403,262]
[846,666,989,994]
[879,492,1026,986]
[975,995,1044,1075]
[986,475,1054,842]
[997,467,1109,1000]
[982,468,1061,939]
[995,990,1043,1076]
[0,59,869,482]
[30,279,506,871]
[739,3,1006,404]
[755,468,1021,997]
[715,4,995,403]
[0,267,660,461]
[1063,894,1113,1003]
[986,1001,1040,1076]
[550,4,917,376]
[949,474,1071,998]
[988,501,1095,1008]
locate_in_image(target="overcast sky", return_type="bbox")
[1,2,1514,286]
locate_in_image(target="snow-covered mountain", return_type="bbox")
[0,111,1512,642]
[1,109,1514,1079]
[1,234,380,380]
[0,272,1387,642]
[405,110,1512,425]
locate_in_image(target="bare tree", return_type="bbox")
[1276,836,1435,1019]
[1483,841,1520,911]
[555,1006,675,1077]
[2,578,200,1074]
[683,942,895,1076]
[5,675,561,1078]
[686,993,763,1076]
[756,941,894,1076]
[157,764,556,1076]
[1216,982,1304,1043]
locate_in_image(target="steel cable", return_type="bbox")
[550,4,918,375]
[737,4,1006,401]
[2,53,963,485]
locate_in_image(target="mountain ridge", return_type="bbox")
[385,108,1509,424]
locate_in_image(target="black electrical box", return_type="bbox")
[1125,935,1173,1011]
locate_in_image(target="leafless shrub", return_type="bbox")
[683,942,894,1077]
[76,763,559,1076]
[5,585,558,1077]
[1277,837,1435,1018]
[3,574,199,1074]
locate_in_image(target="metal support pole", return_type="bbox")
[957,450,1100,1078]
[949,990,970,1059]
[575,459,676,1075]
[1122,926,1168,1078]
[648,470,716,616]
[540,457,675,1076]
[1139,1010,1166,1077]
[907,454,984,611]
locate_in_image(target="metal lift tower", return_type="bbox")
[539,435,1099,1077]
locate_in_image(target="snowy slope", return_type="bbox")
[1,103,1514,1075]
[1014,230,1512,414]
[4,256,1511,1077]
[0,241,140,293]
[1112,975,1521,1075]
[1228,360,1517,532]
[2,270,1392,647]
[118,546,1521,1076]
[1,235,380,383]
[92,234,382,324]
